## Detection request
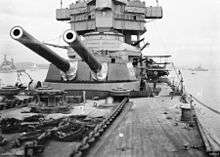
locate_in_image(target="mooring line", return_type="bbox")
[192,95,220,115]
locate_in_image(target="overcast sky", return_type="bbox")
[0,0,220,68]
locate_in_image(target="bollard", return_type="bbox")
[180,103,192,122]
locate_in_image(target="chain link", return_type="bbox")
[71,97,129,157]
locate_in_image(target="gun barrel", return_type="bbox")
[63,30,102,73]
[10,26,70,72]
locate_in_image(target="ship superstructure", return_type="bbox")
[0,55,16,73]
[0,0,215,157]
[56,0,162,62]
[10,0,164,97]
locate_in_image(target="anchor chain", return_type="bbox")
[70,97,129,157]
[0,96,33,110]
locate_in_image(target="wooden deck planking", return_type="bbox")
[87,93,208,157]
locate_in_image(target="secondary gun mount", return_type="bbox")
[10,26,77,80]
[63,30,108,80]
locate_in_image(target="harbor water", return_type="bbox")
[182,69,220,143]
[0,68,220,140]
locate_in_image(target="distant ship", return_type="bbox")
[0,55,16,73]
[30,63,38,71]
[189,65,208,71]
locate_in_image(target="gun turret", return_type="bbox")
[63,30,102,73]
[10,26,70,73]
